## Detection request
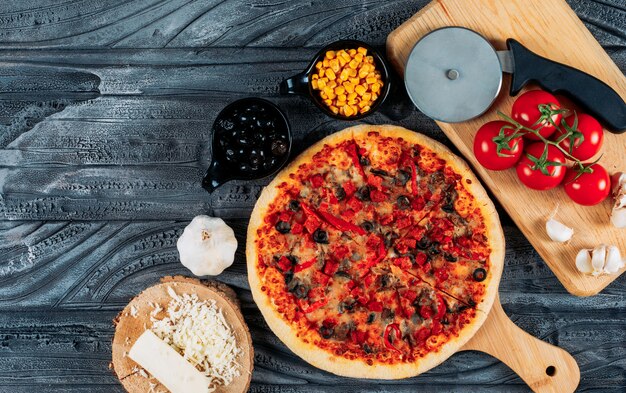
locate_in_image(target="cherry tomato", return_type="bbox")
[511,90,562,140]
[563,163,610,206]
[473,121,524,170]
[516,143,566,190]
[553,113,604,161]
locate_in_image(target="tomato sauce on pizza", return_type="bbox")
[247,125,503,378]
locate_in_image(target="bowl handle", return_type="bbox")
[280,72,309,95]
[202,160,231,193]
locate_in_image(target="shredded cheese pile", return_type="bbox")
[149,287,242,391]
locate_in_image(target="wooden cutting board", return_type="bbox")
[387,0,626,296]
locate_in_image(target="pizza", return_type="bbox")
[246,125,504,379]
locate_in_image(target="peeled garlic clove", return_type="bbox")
[603,245,625,274]
[611,172,626,228]
[575,249,594,274]
[546,218,574,242]
[590,245,607,276]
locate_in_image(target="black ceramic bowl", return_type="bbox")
[202,98,292,193]
[280,40,391,120]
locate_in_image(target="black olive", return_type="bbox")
[396,195,411,210]
[395,169,411,186]
[275,220,290,234]
[467,299,477,307]
[441,318,450,325]
[339,300,356,313]
[380,274,391,288]
[363,343,373,354]
[428,241,440,255]
[288,200,300,211]
[359,156,370,166]
[290,284,309,299]
[356,186,371,201]
[334,271,351,279]
[367,313,376,324]
[384,232,399,248]
[335,186,346,201]
[444,253,458,262]
[287,255,299,264]
[416,237,431,250]
[361,221,374,232]
[456,304,469,313]
[370,168,389,177]
[271,139,288,156]
[442,203,455,213]
[473,268,487,282]
[319,325,334,339]
[313,229,328,244]
[284,271,294,284]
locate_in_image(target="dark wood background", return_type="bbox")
[0,0,624,392]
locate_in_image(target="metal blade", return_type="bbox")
[497,50,515,74]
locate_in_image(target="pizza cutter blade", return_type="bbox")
[404,27,626,133]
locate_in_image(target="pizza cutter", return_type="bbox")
[404,27,626,133]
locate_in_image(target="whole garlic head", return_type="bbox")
[177,215,237,276]
[611,172,626,228]
[576,244,625,276]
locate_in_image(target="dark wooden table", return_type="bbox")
[0,1,624,392]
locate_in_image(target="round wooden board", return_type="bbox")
[111,276,253,393]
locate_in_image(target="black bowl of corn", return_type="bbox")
[280,40,391,120]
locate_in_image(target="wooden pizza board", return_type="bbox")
[111,276,253,393]
[386,0,626,296]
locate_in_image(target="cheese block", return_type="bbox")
[129,330,210,393]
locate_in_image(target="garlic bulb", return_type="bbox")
[611,172,626,228]
[575,244,625,276]
[546,218,574,242]
[176,215,238,276]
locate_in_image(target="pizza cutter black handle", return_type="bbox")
[507,38,626,134]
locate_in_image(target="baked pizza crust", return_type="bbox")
[247,125,504,379]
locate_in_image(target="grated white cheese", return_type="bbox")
[148,286,242,391]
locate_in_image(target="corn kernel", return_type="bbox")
[344,106,354,116]
[311,74,319,80]
[336,101,347,107]
[350,77,360,85]
[357,47,367,55]
[326,50,336,59]
[358,69,369,79]
[347,92,357,101]
[343,82,355,94]
[320,92,327,99]
[355,53,364,63]
[316,61,323,69]
[334,86,345,95]
[330,106,339,114]
[359,105,371,113]
[328,80,337,88]
[371,93,379,101]
[317,79,326,89]
[366,56,374,63]
[348,49,356,56]
[348,99,357,105]
[339,69,350,81]
[355,85,366,96]
[323,58,330,67]
[327,92,336,100]
[311,80,318,89]
[326,69,336,80]
[324,99,333,106]
[371,83,381,93]
[338,93,347,102]
[366,76,377,84]
[338,56,348,67]
[347,59,358,70]
[358,99,370,108]
[348,68,357,77]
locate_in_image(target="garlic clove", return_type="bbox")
[546,218,574,242]
[603,245,625,274]
[590,244,607,276]
[575,249,593,274]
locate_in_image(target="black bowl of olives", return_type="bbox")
[203,98,292,192]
